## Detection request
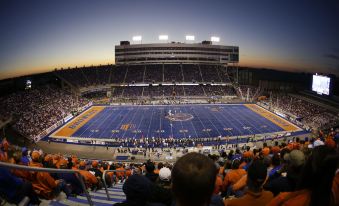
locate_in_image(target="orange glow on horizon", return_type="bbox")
[0,56,327,81]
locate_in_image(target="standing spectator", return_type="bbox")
[268,145,339,206]
[114,174,153,206]
[264,150,305,196]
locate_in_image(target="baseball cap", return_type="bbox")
[159,167,171,181]
[92,160,98,168]
[247,160,267,184]
[44,154,52,162]
[314,139,325,147]
[59,159,68,167]
[284,150,305,167]
[31,151,40,161]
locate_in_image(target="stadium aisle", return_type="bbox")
[49,182,126,206]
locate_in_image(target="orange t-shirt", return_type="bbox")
[225,190,273,206]
[232,174,247,191]
[271,146,280,154]
[243,151,253,158]
[29,161,58,199]
[78,170,98,187]
[332,172,339,206]
[213,175,223,194]
[267,189,311,206]
[223,169,247,191]
[262,147,270,156]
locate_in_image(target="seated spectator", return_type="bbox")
[20,147,30,166]
[150,167,173,206]
[171,152,219,206]
[224,160,273,206]
[57,159,83,195]
[271,141,280,154]
[0,167,40,205]
[332,169,339,206]
[264,150,305,196]
[116,163,126,183]
[78,161,99,190]
[29,151,70,199]
[268,154,282,178]
[267,145,339,206]
[145,161,159,183]
[114,174,153,206]
[222,159,247,196]
[88,160,103,179]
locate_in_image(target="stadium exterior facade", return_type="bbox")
[115,41,239,65]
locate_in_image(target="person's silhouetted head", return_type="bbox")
[172,152,216,206]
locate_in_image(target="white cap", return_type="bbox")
[159,167,171,181]
[313,139,324,147]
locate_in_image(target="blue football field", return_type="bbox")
[51,104,301,140]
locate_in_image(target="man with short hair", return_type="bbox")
[172,152,217,206]
[225,160,273,206]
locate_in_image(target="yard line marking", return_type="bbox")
[208,106,233,137]
[190,107,211,138]
[183,106,199,138]
[146,107,155,138]
[217,106,244,136]
[109,108,128,139]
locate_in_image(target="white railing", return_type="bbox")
[102,169,126,200]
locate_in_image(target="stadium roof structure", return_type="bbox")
[115,41,239,65]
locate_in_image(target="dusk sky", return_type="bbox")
[0,0,339,80]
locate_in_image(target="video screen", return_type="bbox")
[312,75,330,95]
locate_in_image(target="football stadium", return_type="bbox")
[1,1,339,206]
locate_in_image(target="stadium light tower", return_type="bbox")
[132,35,142,44]
[159,35,169,41]
[185,35,195,42]
[211,36,220,43]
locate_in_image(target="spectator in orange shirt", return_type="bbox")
[0,142,9,162]
[9,150,32,181]
[243,146,253,159]
[262,142,270,156]
[267,145,338,206]
[78,161,100,190]
[222,159,247,196]
[29,151,71,199]
[332,170,339,206]
[325,137,336,149]
[271,141,281,155]
[214,163,223,195]
[225,160,273,206]
[116,163,126,182]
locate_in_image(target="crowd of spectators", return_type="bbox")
[0,130,339,206]
[0,86,89,140]
[110,85,236,98]
[268,93,339,129]
[56,64,231,88]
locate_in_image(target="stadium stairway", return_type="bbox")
[48,182,126,206]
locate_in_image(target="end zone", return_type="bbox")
[244,104,301,132]
[50,106,105,138]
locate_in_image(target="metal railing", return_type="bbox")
[102,169,126,200]
[0,161,93,206]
